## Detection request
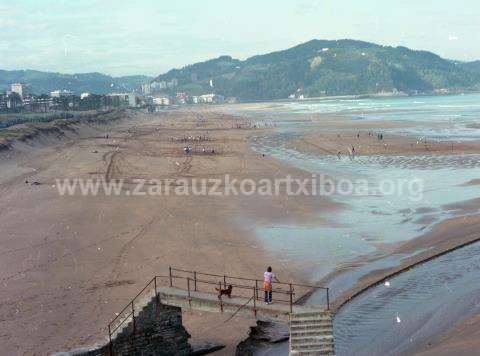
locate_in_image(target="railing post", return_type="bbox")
[289,284,293,313]
[154,276,159,309]
[194,271,197,291]
[326,288,330,310]
[108,324,113,356]
[252,287,257,317]
[255,280,258,301]
[187,277,192,308]
[223,275,226,289]
[218,282,223,312]
[131,302,136,336]
[169,266,173,287]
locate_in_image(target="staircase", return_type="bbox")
[289,311,334,355]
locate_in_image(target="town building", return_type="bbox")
[152,81,167,90]
[107,93,141,108]
[152,96,171,106]
[0,93,7,111]
[166,78,178,89]
[141,83,152,95]
[197,93,224,104]
[176,92,188,104]
[11,83,29,98]
[51,90,74,98]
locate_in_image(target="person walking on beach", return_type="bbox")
[263,266,280,304]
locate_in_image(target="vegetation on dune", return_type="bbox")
[0,109,126,150]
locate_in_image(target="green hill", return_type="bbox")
[0,70,151,95]
[460,60,480,74]
[154,39,480,101]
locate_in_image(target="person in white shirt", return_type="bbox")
[263,266,280,304]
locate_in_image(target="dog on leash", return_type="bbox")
[215,285,233,299]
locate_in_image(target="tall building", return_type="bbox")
[141,83,151,95]
[11,83,28,98]
[151,81,167,92]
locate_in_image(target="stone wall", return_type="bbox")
[110,301,192,356]
[70,299,192,356]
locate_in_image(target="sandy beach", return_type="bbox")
[2,104,480,355]
[0,108,339,355]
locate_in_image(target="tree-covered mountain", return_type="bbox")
[0,70,151,94]
[460,60,480,74]
[153,39,480,101]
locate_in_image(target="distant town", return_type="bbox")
[0,79,226,114]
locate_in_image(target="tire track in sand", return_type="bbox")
[109,216,157,280]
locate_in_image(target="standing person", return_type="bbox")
[263,266,280,304]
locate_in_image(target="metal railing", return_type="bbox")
[106,267,329,355]
[167,267,329,311]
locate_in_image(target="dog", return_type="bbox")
[215,285,233,299]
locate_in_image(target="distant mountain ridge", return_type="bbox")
[0,69,151,95]
[153,39,480,101]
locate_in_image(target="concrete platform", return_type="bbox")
[157,286,326,323]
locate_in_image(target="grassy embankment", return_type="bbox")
[0,109,128,151]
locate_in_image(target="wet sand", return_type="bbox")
[414,313,480,356]
[287,130,480,156]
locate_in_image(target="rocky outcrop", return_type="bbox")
[236,320,289,355]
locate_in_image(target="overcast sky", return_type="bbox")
[1,0,479,77]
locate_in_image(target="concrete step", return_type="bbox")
[291,338,334,347]
[290,315,332,323]
[290,343,334,352]
[290,348,334,355]
[290,319,333,327]
[291,312,331,319]
[290,331,333,340]
[291,329,333,337]
[291,335,334,343]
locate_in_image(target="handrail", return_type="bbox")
[223,295,255,323]
[110,310,133,336]
[170,274,292,295]
[108,277,155,332]
[170,266,329,291]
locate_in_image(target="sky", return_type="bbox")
[0,0,479,77]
